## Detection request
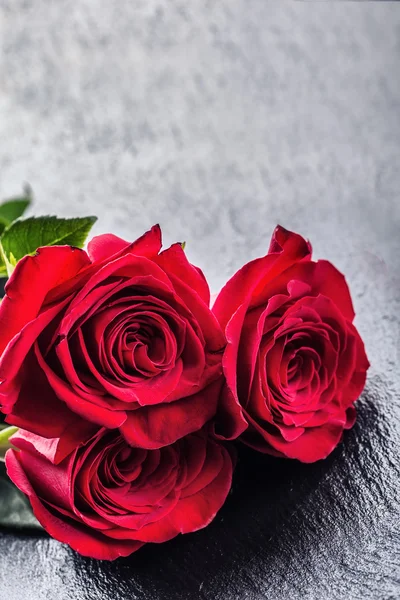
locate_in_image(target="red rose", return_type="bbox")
[213,226,369,462]
[0,225,225,460]
[6,426,233,560]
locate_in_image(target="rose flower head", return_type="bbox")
[0,225,225,460]
[6,426,234,560]
[213,225,369,462]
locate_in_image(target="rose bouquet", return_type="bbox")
[0,193,369,559]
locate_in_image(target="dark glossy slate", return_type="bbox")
[0,1,399,599]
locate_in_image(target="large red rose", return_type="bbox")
[0,225,225,460]
[6,426,233,560]
[212,226,370,462]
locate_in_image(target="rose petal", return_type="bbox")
[87,225,162,263]
[132,439,233,542]
[157,243,211,306]
[243,410,347,462]
[120,379,222,448]
[213,226,312,330]
[6,450,142,560]
[0,246,90,354]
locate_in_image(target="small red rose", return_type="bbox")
[213,226,370,462]
[6,426,234,560]
[0,225,225,460]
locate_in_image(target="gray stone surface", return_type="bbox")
[0,2,399,599]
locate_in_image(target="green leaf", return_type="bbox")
[0,463,41,529]
[0,187,32,235]
[0,215,97,277]
[0,198,31,227]
[0,216,9,234]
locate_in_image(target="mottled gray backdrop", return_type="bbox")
[1,2,399,291]
[0,2,399,600]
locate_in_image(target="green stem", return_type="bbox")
[0,426,18,462]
